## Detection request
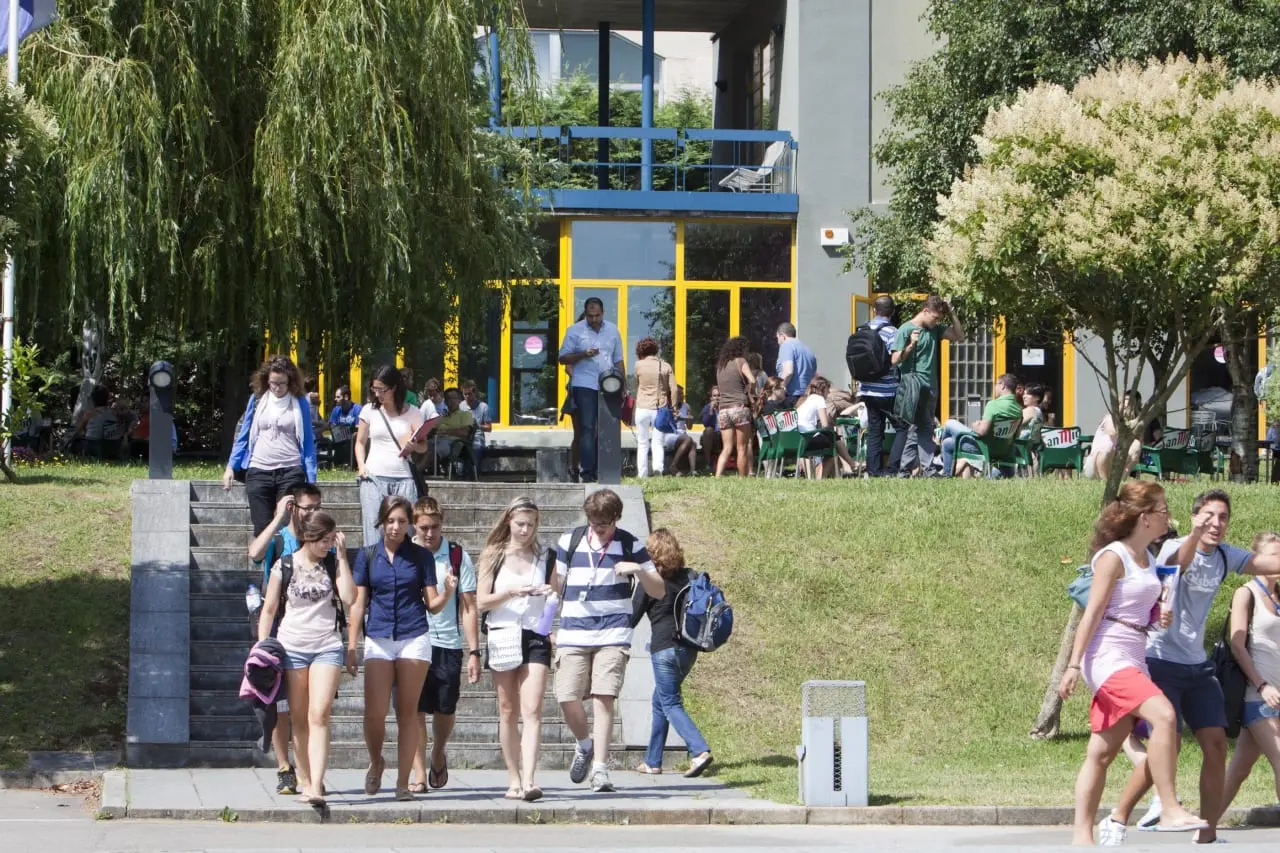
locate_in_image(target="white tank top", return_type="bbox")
[1082,541,1160,692]
[486,551,548,632]
[1245,580,1280,702]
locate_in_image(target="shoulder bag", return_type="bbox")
[654,362,677,433]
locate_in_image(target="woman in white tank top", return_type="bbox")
[1222,533,1280,809]
[1058,481,1207,844]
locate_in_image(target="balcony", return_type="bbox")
[491,125,798,215]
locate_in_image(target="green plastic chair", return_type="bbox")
[1039,427,1084,476]
[951,418,1022,478]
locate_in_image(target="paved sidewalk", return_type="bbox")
[100,768,807,824]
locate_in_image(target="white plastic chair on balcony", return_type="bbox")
[718,140,788,192]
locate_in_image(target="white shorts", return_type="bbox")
[363,633,433,662]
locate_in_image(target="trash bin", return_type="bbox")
[797,680,867,806]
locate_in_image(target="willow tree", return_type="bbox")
[928,56,1280,737]
[18,0,541,429]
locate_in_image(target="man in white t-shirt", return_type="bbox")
[558,298,624,483]
[1109,489,1280,843]
[461,380,492,460]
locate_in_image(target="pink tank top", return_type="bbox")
[1082,541,1160,692]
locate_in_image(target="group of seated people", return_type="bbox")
[67,384,177,460]
[312,378,493,477]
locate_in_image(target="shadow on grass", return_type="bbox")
[0,574,129,769]
[7,472,109,486]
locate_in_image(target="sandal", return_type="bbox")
[394,786,415,802]
[407,781,427,794]
[504,786,524,800]
[684,752,714,778]
[364,757,385,795]
[428,754,449,790]
[634,763,663,775]
[522,786,543,802]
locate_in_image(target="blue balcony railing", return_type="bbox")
[490,125,798,214]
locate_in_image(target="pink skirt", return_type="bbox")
[1090,666,1162,733]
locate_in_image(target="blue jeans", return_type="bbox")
[938,419,974,476]
[646,646,710,766]
[571,387,600,481]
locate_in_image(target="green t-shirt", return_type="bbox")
[980,393,1024,459]
[892,322,945,387]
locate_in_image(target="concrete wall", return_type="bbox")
[870,0,935,206]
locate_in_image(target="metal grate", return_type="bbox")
[948,327,995,423]
[802,680,866,718]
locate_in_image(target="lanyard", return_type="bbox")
[1256,578,1280,617]
[586,533,614,574]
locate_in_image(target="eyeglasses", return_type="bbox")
[268,380,289,390]
[370,385,389,395]
[296,503,321,513]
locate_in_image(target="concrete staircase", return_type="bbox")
[185,480,629,770]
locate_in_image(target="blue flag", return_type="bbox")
[0,0,56,55]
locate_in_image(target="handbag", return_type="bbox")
[1067,565,1091,609]
[377,407,429,499]
[485,625,523,672]
[653,362,677,434]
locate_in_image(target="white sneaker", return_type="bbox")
[1137,795,1164,830]
[589,767,614,793]
[1097,816,1127,847]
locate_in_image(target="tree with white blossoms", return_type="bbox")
[927,55,1280,737]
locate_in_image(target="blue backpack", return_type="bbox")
[675,571,733,652]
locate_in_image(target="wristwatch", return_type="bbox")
[469,650,481,658]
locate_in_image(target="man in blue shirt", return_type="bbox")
[328,385,361,468]
[775,322,817,407]
[246,483,324,796]
[408,497,479,793]
[558,297,625,482]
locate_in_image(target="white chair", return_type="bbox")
[718,140,788,192]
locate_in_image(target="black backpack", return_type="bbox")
[277,552,347,635]
[845,323,892,382]
[563,525,646,628]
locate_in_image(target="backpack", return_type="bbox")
[674,571,733,652]
[845,323,892,382]
[277,552,347,635]
[1211,586,1254,739]
[563,525,645,628]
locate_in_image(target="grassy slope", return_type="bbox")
[643,477,1280,807]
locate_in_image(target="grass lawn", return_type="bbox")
[642,476,1280,808]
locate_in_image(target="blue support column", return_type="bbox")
[597,21,611,190]
[488,25,502,128]
[641,0,654,191]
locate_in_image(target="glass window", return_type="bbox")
[626,285,675,371]
[509,283,561,425]
[459,288,505,422]
[685,221,791,282]
[572,220,676,281]
[739,288,791,378]
[572,286,620,325]
[684,289,731,416]
[535,219,561,279]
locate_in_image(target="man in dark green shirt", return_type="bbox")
[938,373,1023,476]
[890,294,965,476]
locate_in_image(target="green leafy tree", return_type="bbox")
[847,0,1280,478]
[929,56,1280,736]
[18,0,543,440]
[0,339,64,481]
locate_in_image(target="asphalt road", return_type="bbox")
[6,788,1280,852]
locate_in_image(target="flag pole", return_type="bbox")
[1,0,17,466]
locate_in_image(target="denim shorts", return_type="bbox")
[284,646,345,670]
[1243,700,1280,728]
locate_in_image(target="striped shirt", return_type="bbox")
[555,528,656,648]
[857,317,899,398]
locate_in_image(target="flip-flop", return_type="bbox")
[394,786,415,802]
[364,758,385,796]
[306,794,326,807]
[1153,820,1210,832]
[504,786,524,800]
[522,786,543,802]
[429,755,449,790]
[407,781,427,794]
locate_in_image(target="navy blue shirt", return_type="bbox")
[353,539,436,640]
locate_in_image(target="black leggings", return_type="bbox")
[244,465,306,535]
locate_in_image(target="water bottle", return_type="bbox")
[535,592,559,636]
[246,583,262,613]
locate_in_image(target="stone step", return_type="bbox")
[191,665,528,694]
[190,521,580,550]
[190,690,564,719]
[186,741,659,771]
[190,503,586,530]
[191,593,250,619]
[189,715,616,745]
[188,481,586,507]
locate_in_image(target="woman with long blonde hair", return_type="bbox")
[1058,481,1206,845]
[476,497,556,802]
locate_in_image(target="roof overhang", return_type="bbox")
[521,0,751,33]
